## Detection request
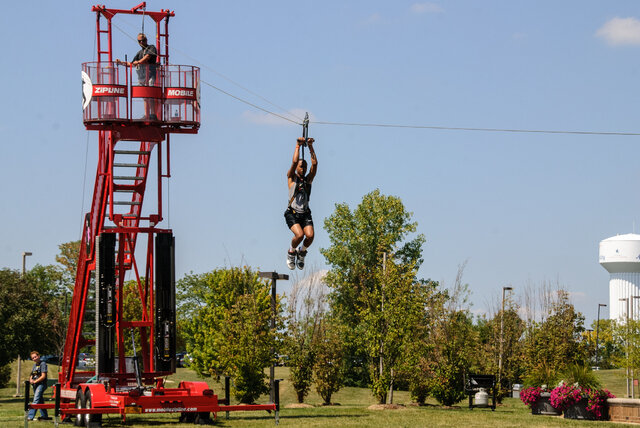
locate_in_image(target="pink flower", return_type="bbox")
[520,386,542,407]
[550,384,615,420]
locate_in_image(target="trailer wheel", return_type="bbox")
[195,412,211,425]
[84,389,102,427]
[179,412,196,423]
[74,389,86,427]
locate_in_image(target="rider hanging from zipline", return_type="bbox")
[284,118,317,270]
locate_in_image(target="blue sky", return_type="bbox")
[3,1,640,323]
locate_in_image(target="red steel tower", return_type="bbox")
[40,3,278,426]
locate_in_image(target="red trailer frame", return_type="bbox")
[25,3,278,426]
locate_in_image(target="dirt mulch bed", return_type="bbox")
[367,404,407,410]
[284,403,314,409]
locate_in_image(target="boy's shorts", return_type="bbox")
[284,207,314,229]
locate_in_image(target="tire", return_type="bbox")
[84,389,102,427]
[179,412,196,423]
[195,412,211,425]
[74,389,86,427]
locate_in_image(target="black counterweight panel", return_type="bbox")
[96,233,116,376]
[154,233,176,372]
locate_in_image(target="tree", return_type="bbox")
[283,271,326,403]
[475,298,525,400]
[0,268,65,366]
[430,309,476,406]
[359,257,431,403]
[523,290,587,383]
[321,189,425,388]
[590,319,622,369]
[122,279,149,356]
[28,264,68,358]
[178,267,280,403]
[426,272,477,407]
[396,279,443,405]
[55,240,81,289]
[313,318,344,405]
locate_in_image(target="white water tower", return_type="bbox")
[599,233,640,322]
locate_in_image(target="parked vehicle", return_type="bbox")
[77,353,95,368]
[41,355,61,365]
[276,354,289,367]
[176,352,193,368]
[176,352,187,368]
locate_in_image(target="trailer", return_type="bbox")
[25,3,279,426]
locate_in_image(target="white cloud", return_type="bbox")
[567,291,587,302]
[242,108,311,126]
[295,269,329,290]
[596,17,640,46]
[364,13,382,25]
[410,3,444,14]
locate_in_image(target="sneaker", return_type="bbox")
[286,250,297,270]
[296,250,307,270]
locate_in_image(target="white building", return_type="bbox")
[599,233,640,322]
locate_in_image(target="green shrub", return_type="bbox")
[524,362,560,389]
[561,363,601,389]
[430,362,465,406]
[313,322,344,405]
[232,366,270,404]
[0,363,11,388]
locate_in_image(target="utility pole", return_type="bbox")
[498,286,513,395]
[379,252,386,404]
[258,271,288,404]
[381,253,395,405]
[14,251,32,397]
[620,297,630,397]
[632,296,640,398]
[595,303,607,370]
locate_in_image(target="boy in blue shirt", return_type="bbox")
[27,351,50,421]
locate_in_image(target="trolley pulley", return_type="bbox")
[301,112,309,160]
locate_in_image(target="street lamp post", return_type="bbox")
[595,304,607,370]
[258,271,288,404]
[498,286,513,394]
[22,251,32,276]
[14,251,32,397]
[620,297,630,397]
[632,296,640,398]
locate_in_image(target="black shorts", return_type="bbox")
[284,207,313,229]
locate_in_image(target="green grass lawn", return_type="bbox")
[0,363,636,427]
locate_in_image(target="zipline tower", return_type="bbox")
[49,3,277,426]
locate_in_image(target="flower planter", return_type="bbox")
[532,393,562,416]
[563,397,596,420]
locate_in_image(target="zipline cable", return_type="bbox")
[79,27,99,241]
[200,79,301,125]
[108,19,640,138]
[110,20,303,124]
[312,121,640,137]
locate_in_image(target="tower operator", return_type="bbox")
[115,33,158,120]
